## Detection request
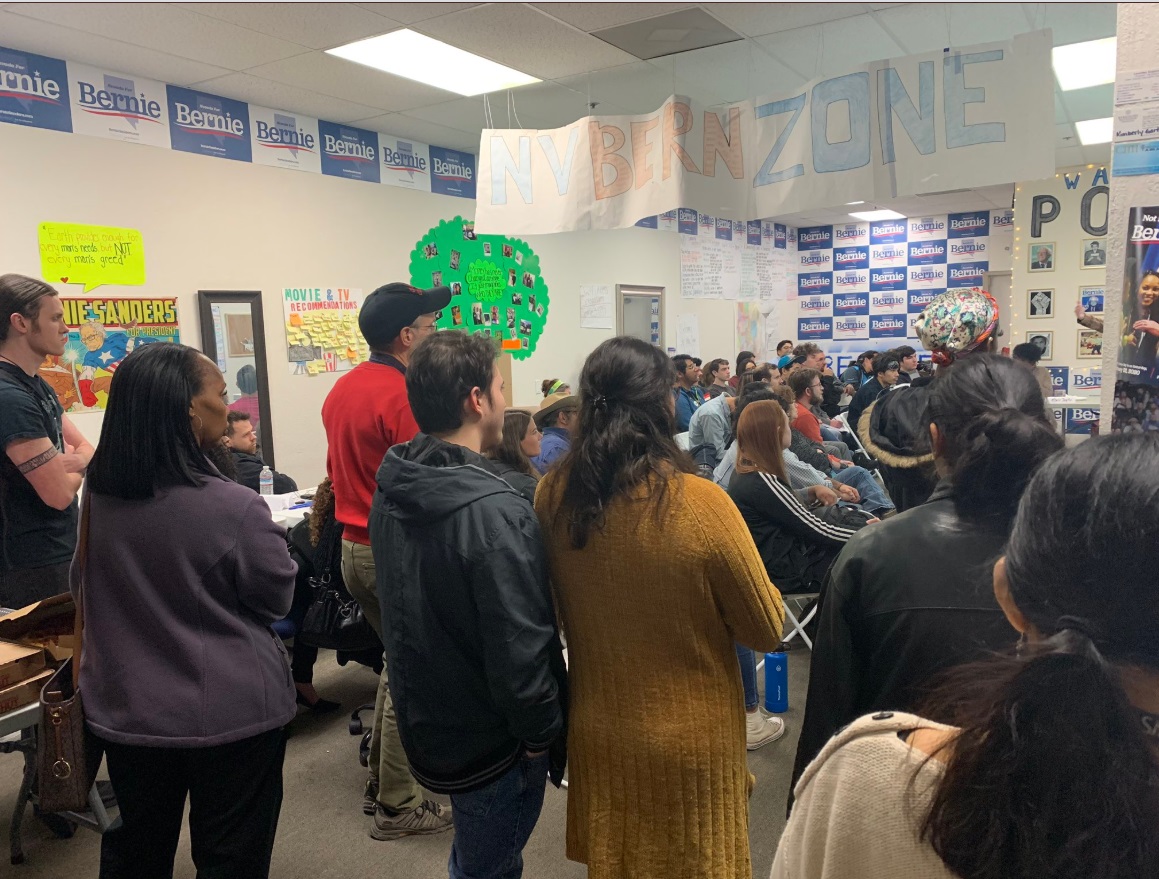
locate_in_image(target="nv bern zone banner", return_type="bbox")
[476,32,1053,235]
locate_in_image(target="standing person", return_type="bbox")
[321,281,454,839]
[791,355,1064,797]
[860,288,1002,512]
[228,364,262,432]
[0,274,93,609]
[1075,301,1104,333]
[846,351,901,432]
[486,409,541,504]
[535,336,784,879]
[776,340,794,359]
[1011,342,1054,398]
[671,353,705,431]
[530,392,578,473]
[371,331,566,879]
[774,434,1159,879]
[80,343,297,878]
[223,411,297,494]
[701,358,733,398]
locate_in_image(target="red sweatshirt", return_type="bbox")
[322,360,419,544]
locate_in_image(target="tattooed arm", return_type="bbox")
[7,437,82,510]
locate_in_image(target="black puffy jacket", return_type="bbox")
[369,433,566,794]
[789,480,1016,801]
[859,384,938,513]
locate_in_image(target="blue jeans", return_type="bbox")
[833,466,894,513]
[448,754,549,879]
[820,424,843,442]
[736,644,758,710]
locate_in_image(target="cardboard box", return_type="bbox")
[0,594,76,662]
[0,640,46,689]
[0,667,53,714]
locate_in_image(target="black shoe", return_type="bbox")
[296,691,341,713]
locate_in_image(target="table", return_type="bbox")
[0,699,116,865]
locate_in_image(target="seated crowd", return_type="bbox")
[1,271,1156,879]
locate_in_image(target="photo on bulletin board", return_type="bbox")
[1028,242,1055,272]
[1027,330,1054,361]
[1027,288,1054,318]
[1078,328,1103,358]
[1081,238,1107,269]
[225,312,255,357]
[1080,285,1105,315]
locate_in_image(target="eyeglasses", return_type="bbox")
[408,321,438,335]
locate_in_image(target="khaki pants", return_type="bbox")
[341,540,421,813]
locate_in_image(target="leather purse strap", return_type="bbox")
[70,486,89,691]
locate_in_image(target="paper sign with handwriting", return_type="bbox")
[38,222,145,292]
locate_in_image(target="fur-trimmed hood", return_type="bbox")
[858,386,937,470]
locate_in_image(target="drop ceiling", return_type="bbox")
[0,2,1115,169]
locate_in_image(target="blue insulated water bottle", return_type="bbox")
[764,652,788,714]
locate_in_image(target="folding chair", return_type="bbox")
[780,592,820,650]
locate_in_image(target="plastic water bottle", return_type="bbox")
[764,652,788,714]
[259,466,274,496]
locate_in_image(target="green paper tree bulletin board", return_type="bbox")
[409,217,550,360]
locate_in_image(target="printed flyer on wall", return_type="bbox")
[38,297,180,412]
[1119,206,1159,387]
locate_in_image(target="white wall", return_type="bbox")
[0,122,743,485]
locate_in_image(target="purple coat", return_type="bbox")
[75,474,297,748]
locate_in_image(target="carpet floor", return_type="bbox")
[1,647,811,878]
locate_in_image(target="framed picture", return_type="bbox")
[1026,331,1053,361]
[1081,238,1107,269]
[1080,285,1105,315]
[1028,241,1055,272]
[1027,288,1054,318]
[1078,328,1103,358]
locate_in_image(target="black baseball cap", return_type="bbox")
[358,282,452,349]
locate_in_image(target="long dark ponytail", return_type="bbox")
[927,353,1063,529]
[919,434,1159,879]
[555,336,695,549]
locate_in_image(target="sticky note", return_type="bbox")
[38,222,146,292]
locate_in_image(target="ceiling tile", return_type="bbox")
[10,3,310,70]
[872,4,951,54]
[0,8,232,84]
[1062,83,1114,123]
[189,72,386,123]
[1038,3,1117,45]
[413,4,636,79]
[177,3,400,51]
[352,3,481,26]
[245,52,457,112]
[1082,143,1111,166]
[943,4,1034,48]
[531,3,694,33]
[705,3,871,39]
[816,14,905,70]
[556,61,681,115]
[353,111,480,151]
[1055,122,1077,147]
[501,81,611,128]
[751,28,824,81]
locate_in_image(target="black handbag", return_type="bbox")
[295,504,379,653]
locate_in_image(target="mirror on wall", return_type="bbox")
[197,291,276,467]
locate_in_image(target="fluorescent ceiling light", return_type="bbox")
[1076,117,1113,145]
[1052,37,1116,91]
[849,209,905,221]
[845,201,865,205]
[326,29,540,96]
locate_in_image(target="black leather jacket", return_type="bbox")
[790,480,1017,799]
[369,434,566,793]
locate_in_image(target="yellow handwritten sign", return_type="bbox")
[38,222,146,293]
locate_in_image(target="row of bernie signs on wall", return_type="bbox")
[0,44,477,198]
[789,211,1014,343]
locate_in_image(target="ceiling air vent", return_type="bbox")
[591,8,742,60]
